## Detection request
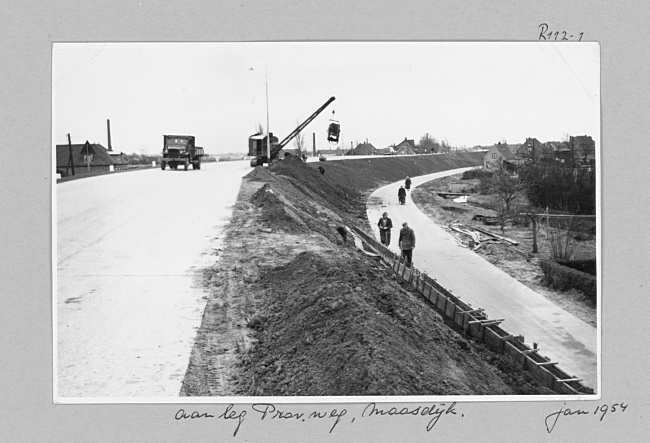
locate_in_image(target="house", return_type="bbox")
[483,143,517,170]
[570,135,596,165]
[516,137,553,163]
[56,142,124,175]
[393,138,416,155]
[345,142,378,155]
[546,141,572,163]
[505,143,521,155]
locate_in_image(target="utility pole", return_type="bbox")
[66,133,75,176]
[313,132,316,157]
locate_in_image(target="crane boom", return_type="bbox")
[271,96,336,157]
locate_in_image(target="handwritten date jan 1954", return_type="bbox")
[545,402,628,434]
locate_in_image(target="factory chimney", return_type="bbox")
[107,119,113,151]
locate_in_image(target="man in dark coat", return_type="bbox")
[377,212,393,246]
[405,176,412,191]
[398,185,406,204]
[398,222,416,267]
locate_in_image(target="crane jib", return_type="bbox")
[273,96,336,154]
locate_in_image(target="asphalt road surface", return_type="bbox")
[56,161,250,398]
[366,168,598,391]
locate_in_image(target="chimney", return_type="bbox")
[107,119,113,151]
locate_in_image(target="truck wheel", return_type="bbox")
[161,162,166,170]
[184,159,189,171]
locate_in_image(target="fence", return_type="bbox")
[349,226,594,395]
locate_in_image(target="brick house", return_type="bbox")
[570,135,596,165]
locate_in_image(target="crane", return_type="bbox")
[249,96,336,167]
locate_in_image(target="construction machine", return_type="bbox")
[161,135,204,171]
[249,96,337,167]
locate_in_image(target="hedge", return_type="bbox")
[539,259,597,300]
[555,259,597,276]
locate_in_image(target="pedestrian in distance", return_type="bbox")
[318,165,325,175]
[398,185,406,205]
[405,176,412,191]
[377,212,393,246]
[399,222,416,267]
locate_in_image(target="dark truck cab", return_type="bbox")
[161,135,204,170]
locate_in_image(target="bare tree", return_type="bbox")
[487,165,529,233]
[293,119,306,157]
[548,215,579,260]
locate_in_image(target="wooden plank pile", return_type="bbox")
[445,222,520,252]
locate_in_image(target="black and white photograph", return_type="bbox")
[53,42,600,401]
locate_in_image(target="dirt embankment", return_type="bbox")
[182,154,554,396]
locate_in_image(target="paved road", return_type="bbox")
[56,161,251,398]
[366,168,598,390]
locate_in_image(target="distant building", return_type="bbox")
[56,142,126,175]
[375,145,395,155]
[570,135,596,165]
[345,142,378,155]
[316,148,344,156]
[393,138,416,155]
[546,141,572,163]
[483,143,518,170]
[516,138,553,163]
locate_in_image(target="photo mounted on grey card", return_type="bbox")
[53,42,600,403]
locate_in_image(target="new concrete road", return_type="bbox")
[56,161,251,398]
[366,168,598,390]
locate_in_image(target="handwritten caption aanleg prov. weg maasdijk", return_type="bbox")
[174,402,462,437]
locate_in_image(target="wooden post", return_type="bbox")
[66,133,75,176]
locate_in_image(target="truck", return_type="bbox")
[249,96,336,167]
[161,135,204,170]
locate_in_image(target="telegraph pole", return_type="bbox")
[66,133,75,176]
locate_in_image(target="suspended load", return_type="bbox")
[327,110,340,143]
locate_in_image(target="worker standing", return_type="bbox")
[377,212,393,246]
[398,186,406,205]
[405,176,412,191]
[399,222,416,267]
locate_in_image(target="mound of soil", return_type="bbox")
[272,156,365,219]
[184,153,554,397]
[236,250,552,396]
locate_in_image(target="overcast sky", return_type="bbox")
[53,42,599,155]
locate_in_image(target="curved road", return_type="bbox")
[56,161,250,398]
[366,168,598,391]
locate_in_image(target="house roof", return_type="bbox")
[486,144,517,160]
[56,142,117,167]
[347,142,378,155]
[394,138,415,149]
